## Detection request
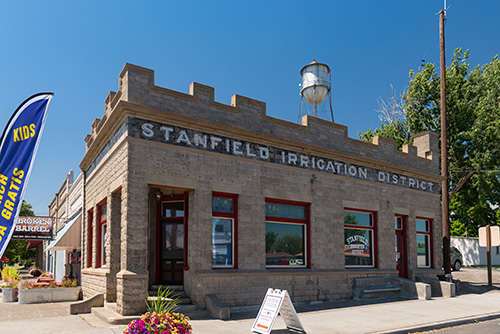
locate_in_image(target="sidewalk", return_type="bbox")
[190,291,500,334]
[1,290,499,333]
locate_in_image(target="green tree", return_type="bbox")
[270,233,303,256]
[4,200,36,266]
[265,231,279,253]
[359,49,500,236]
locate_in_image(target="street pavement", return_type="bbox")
[1,289,500,334]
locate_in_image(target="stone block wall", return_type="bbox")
[81,272,107,299]
[79,63,442,314]
[107,63,438,174]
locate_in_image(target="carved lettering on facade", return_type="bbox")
[128,118,439,194]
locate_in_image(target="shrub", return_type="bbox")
[18,280,31,290]
[29,266,42,277]
[1,265,20,287]
[145,286,180,315]
[62,277,78,287]
[40,272,54,279]
[124,312,192,334]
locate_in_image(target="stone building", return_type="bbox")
[80,63,443,315]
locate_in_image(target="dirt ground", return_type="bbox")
[451,267,500,294]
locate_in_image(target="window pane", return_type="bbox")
[266,222,305,266]
[100,204,107,220]
[164,224,184,254]
[344,228,373,266]
[265,203,305,220]
[162,201,184,218]
[416,219,429,232]
[417,234,429,267]
[344,211,372,227]
[213,197,234,214]
[102,223,107,266]
[395,217,403,230]
[212,218,233,266]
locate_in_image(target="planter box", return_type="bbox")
[18,287,81,304]
[2,287,18,302]
[52,286,81,302]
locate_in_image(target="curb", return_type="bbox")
[372,312,500,334]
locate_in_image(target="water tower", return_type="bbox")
[299,59,333,122]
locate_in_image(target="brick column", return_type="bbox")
[116,178,148,315]
[105,191,122,302]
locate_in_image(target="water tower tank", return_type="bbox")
[300,60,331,105]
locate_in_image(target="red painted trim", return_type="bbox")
[344,208,378,269]
[183,191,189,269]
[344,207,376,214]
[160,194,185,202]
[265,197,310,206]
[155,197,161,284]
[306,202,311,268]
[96,198,107,268]
[416,217,434,268]
[373,212,378,268]
[87,209,93,268]
[212,192,238,269]
[156,193,189,283]
[395,214,408,278]
[264,198,310,269]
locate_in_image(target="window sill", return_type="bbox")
[81,267,110,276]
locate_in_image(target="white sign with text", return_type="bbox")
[252,288,305,334]
[479,225,500,247]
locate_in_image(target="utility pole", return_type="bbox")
[440,8,451,275]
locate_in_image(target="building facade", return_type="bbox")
[80,64,443,315]
[46,170,83,283]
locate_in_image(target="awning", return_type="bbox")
[46,213,81,251]
[26,240,42,250]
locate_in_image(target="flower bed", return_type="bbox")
[124,312,192,334]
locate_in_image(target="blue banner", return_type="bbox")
[0,93,53,258]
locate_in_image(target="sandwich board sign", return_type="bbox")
[252,288,305,333]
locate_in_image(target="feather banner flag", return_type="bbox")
[0,93,53,258]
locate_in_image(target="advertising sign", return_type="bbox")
[12,216,53,240]
[252,288,305,334]
[0,93,53,258]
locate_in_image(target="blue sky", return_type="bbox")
[1,1,499,216]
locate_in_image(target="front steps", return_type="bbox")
[149,285,211,320]
[354,276,431,301]
[90,285,210,325]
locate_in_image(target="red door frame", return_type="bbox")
[155,192,189,285]
[395,215,408,278]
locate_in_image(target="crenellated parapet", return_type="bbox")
[83,63,440,176]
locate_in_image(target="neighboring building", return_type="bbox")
[45,170,83,283]
[80,63,442,315]
[451,236,500,266]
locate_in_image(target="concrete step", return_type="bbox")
[182,309,212,320]
[79,312,114,327]
[357,286,402,300]
[147,295,191,304]
[104,302,117,312]
[148,289,187,298]
[175,304,197,313]
[91,306,140,325]
[151,284,183,291]
[91,304,211,323]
